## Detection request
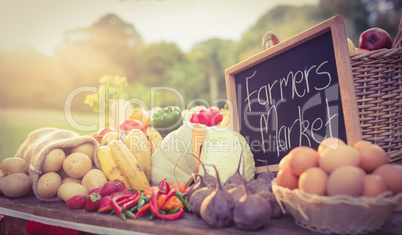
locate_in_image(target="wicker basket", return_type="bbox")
[349,22,402,162]
[272,179,402,234]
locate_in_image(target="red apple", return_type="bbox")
[97,127,115,136]
[359,27,392,51]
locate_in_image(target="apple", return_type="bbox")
[359,27,392,51]
[97,127,115,137]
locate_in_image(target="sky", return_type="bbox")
[0,0,319,56]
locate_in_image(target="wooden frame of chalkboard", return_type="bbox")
[225,15,362,173]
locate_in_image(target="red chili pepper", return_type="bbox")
[122,194,140,211]
[157,189,177,210]
[113,194,136,202]
[133,203,150,219]
[111,198,125,220]
[159,178,170,194]
[151,188,160,209]
[149,200,184,220]
[98,197,134,213]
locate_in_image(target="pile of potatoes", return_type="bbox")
[38,142,107,201]
[0,142,107,201]
[0,157,32,198]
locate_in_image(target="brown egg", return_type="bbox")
[299,167,328,195]
[278,154,289,170]
[276,167,299,190]
[288,146,319,176]
[353,140,372,150]
[362,174,388,197]
[317,137,346,155]
[327,166,365,196]
[373,164,402,195]
[356,144,387,173]
[319,145,360,174]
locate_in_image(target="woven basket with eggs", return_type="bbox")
[272,180,401,234]
[272,139,402,234]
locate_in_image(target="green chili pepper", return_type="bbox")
[167,207,180,214]
[129,205,138,213]
[137,192,145,209]
[173,188,191,212]
[151,106,182,135]
[124,210,135,218]
[143,195,152,204]
[150,212,156,220]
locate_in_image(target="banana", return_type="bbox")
[110,140,150,190]
[100,131,127,146]
[147,127,163,155]
[220,114,230,127]
[128,129,148,143]
[124,134,151,181]
[101,131,119,146]
[97,145,130,186]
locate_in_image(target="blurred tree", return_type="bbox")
[137,41,185,86]
[165,58,209,107]
[363,0,402,39]
[320,0,369,43]
[235,5,324,61]
[189,38,236,105]
[0,46,69,110]
[55,13,143,90]
[320,0,401,43]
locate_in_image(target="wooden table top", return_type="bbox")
[0,192,401,235]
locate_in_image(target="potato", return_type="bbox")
[57,182,88,201]
[0,173,32,198]
[81,169,107,191]
[63,153,92,178]
[37,172,62,199]
[61,177,81,185]
[0,157,28,175]
[43,148,65,173]
[71,143,95,163]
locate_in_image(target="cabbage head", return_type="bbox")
[198,126,255,185]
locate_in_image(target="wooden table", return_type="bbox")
[0,192,401,235]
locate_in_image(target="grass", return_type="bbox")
[0,108,99,161]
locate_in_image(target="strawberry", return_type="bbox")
[66,195,86,209]
[120,188,134,195]
[100,181,119,197]
[98,196,113,211]
[88,188,101,195]
[85,193,102,212]
[113,179,126,191]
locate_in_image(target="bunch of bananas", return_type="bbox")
[97,127,163,190]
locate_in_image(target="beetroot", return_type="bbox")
[187,174,207,201]
[200,165,235,228]
[233,183,272,230]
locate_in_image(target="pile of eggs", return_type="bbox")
[277,138,402,197]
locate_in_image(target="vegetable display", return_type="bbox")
[4,103,400,234]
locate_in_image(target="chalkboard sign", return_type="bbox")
[225,16,361,173]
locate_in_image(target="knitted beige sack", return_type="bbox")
[15,127,100,202]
